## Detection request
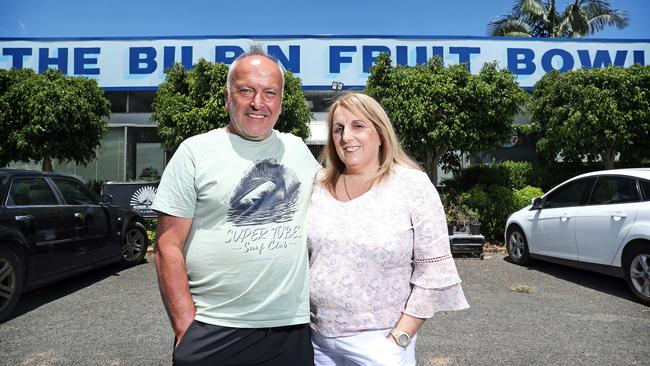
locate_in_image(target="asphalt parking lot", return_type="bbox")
[0,253,648,365]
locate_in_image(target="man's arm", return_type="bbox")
[153,213,195,345]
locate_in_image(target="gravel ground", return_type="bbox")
[416,253,649,366]
[1,253,648,365]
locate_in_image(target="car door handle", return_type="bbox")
[74,212,87,220]
[611,212,627,221]
[560,214,570,222]
[14,215,34,222]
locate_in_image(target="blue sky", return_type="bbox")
[1,0,648,39]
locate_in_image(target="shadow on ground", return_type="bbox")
[501,255,641,305]
[7,260,149,322]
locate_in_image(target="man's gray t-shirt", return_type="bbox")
[152,128,319,328]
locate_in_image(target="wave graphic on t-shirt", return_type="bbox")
[227,158,301,226]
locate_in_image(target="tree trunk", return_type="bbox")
[431,154,440,186]
[422,145,449,185]
[602,150,615,170]
[423,149,439,185]
[41,157,53,172]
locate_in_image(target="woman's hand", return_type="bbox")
[390,313,426,341]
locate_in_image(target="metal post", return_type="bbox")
[123,126,128,181]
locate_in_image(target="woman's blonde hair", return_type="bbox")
[319,92,421,193]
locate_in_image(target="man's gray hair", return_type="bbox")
[226,45,285,91]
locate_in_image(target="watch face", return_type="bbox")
[397,334,410,345]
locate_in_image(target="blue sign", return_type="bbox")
[1,36,648,89]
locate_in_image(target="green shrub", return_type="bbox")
[144,218,157,247]
[443,161,534,194]
[442,165,507,193]
[147,230,156,248]
[499,161,534,190]
[529,162,601,191]
[457,184,516,242]
[86,179,107,195]
[513,185,544,210]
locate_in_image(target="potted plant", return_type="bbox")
[139,166,160,182]
[446,212,456,235]
[469,219,481,235]
[445,202,481,235]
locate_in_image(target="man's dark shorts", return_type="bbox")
[172,320,314,366]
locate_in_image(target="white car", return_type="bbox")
[505,168,650,305]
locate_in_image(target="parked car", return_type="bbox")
[505,168,650,305]
[0,169,149,321]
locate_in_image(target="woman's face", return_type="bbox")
[331,106,381,174]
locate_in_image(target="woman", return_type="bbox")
[307,93,469,366]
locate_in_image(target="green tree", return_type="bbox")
[366,53,527,183]
[530,65,650,169]
[152,59,311,151]
[488,0,629,37]
[0,68,110,171]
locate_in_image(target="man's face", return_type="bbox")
[225,56,283,141]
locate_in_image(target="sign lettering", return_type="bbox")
[1,36,647,89]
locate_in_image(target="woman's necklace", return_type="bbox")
[342,174,372,201]
[342,175,353,201]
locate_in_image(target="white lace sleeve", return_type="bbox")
[405,284,469,318]
[404,171,469,316]
[409,172,464,288]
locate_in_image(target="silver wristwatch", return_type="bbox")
[389,328,411,348]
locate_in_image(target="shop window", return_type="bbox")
[105,92,127,113]
[128,91,156,113]
[3,128,126,183]
[126,127,164,181]
[304,90,338,112]
[56,128,126,182]
[94,128,126,181]
[136,143,164,181]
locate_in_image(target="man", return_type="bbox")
[152,48,320,365]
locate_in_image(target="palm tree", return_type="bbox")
[488,0,629,38]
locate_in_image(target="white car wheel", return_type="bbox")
[624,246,650,305]
[507,226,531,265]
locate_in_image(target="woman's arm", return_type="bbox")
[391,170,469,345]
[386,314,425,344]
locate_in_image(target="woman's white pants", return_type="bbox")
[312,329,417,366]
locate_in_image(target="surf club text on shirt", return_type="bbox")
[224,224,302,255]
